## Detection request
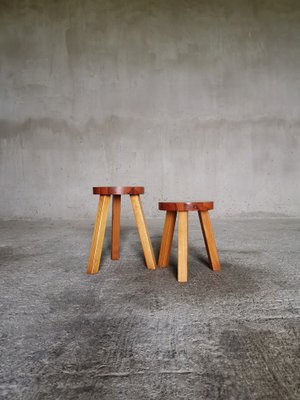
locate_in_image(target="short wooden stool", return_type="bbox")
[87,186,156,274]
[158,201,220,282]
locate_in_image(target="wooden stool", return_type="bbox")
[158,202,221,282]
[87,186,156,274]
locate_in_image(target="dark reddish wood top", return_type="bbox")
[159,201,214,212]
[93,186,145,195]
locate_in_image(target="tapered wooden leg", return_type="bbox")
[130,195,156,270]
[178,211,188,283]
[111,195,121,260]
[198,211,221,271]
[158,211,177,267]
[86,195,110,274]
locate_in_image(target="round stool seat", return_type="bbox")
[159,201,214,212]
[93,186,144,195]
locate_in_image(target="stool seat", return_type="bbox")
[93,186,144,195]
[159,201,213,212]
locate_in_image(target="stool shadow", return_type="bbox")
[168,255,179,279]
[109,225,155,265]
[189,245,211,269]
[152,236,161,258]
[152,237,179,280]
[100,226,212,279]
[165,247,213,280]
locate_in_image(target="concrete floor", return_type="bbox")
[0,218,299,399]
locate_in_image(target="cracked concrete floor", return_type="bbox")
[0,218,299,399]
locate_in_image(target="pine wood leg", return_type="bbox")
[158,211,177,267]
[130,195,156,270]
[198,211,221,271]
[111,195,121,260]
[86,195,110,274]
[178,211,188,283]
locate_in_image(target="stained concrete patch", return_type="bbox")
[0,218,299,399]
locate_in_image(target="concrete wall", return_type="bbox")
[0,0,299,219]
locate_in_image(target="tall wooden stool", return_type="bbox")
[87,186,156,274]
[158,201,220,282]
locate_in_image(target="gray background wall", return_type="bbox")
[0,0,299,219]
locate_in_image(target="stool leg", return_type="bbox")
[111,195,121,260]
[86,195,110,274]
[198,211,221,271]
[178,211,188,282]
[158,211,177,267]
[130,195,156,270]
